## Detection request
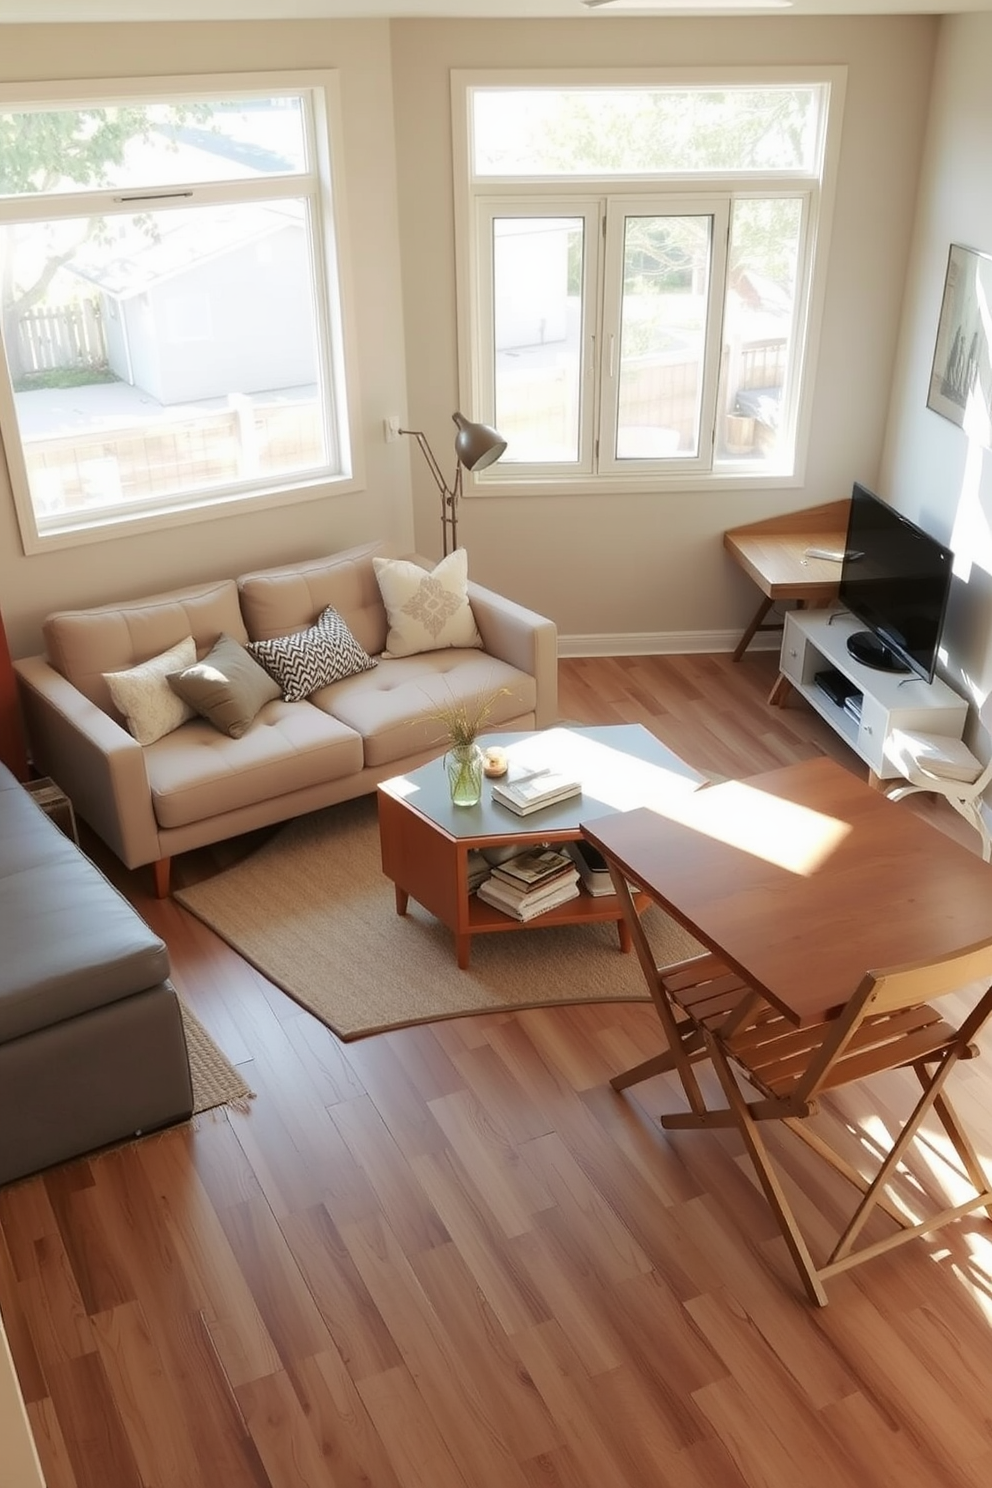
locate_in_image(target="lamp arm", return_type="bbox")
[449,464,462,557]
[399,429,452,502]
[399,427,460,556]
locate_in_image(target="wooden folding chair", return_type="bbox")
[611,935,992,1306]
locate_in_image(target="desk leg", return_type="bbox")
[732,595,775,662]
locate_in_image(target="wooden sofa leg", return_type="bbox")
[152,858,171,898]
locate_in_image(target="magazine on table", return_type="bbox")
[477,876,581,921]
[481,867,580,910]
[491,846,575,888]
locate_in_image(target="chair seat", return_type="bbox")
[668,955,963,1100]
[611,940,992,1305]
[884,728,983,785]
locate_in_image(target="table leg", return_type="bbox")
[456,934,472,971]
[394,885,409,915]
[617,916,632,953]
[732,595,775,661]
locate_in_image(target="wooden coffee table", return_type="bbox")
[377,724,706,968]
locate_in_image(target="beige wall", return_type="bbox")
[0,20,413,656]
[392,16,937,648]
[879,12,992,715]
[0,16,938,656]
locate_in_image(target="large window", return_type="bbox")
[0,72,353,552]
[453,72,844,488]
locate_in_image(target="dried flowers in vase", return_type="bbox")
[432,684,510,806]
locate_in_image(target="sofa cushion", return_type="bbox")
[238,541,389,658]
[142,702,364,830]
[372,548,484,659]
[246,606,377,703]
[168,633,281,738]
[44,578,247,713]
[0,781,171,1043]
[316,651,536,769]
[103,637,198,746]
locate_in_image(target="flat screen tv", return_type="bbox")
[838,483,953,684]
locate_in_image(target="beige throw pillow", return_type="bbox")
[167,633,281,738]
[103,637,197,745]
[372,548,483,659]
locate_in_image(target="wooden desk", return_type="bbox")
[582,756,992,1302]
[582,755,992,1027]
[1,1306,46,1488]
[724,498,850,670]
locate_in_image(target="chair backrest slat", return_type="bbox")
[863,938,992,1016]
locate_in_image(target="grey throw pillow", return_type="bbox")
[246,605,377,703]
[168,633,281,738]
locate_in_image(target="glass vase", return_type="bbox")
[446,741,485,807]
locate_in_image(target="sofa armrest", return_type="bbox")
[14,655,162,869]
[465,582,558,729]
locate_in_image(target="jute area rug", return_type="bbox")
[175,795,705,1041]
[181,1002,254,1113]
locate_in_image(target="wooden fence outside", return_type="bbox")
[16,300,108,375]
[497,336,787,457]
[25,398,323,514]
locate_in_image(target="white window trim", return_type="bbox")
[0,69,363,556]
[476,197,601,475]
[599,194,731,476]
[451,64,847,499]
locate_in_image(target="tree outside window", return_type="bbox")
[0,77,350,550]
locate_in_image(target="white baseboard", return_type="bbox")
[557,629,782,658]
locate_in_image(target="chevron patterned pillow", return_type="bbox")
[247,606,377,703]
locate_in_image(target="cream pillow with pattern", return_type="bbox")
[372,548,483,659]
[104,636,197,745]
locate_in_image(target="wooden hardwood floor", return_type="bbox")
[3,650,992,1488]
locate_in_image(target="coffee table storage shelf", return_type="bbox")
[378,725,706,969]
[779,608,968,779]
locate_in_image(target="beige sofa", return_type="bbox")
[14,541,558,895]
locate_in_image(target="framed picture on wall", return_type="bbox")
[927,243,992,448]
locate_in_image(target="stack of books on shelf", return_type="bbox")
[491,767,581,817]
[476,847,581,921]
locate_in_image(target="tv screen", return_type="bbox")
[838,484,953,684]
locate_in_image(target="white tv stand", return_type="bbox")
[777,608,967,781]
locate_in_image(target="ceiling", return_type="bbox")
[1,0,989,24]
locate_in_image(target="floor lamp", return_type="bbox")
[400,411,506,557]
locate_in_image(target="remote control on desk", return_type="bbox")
[804,546,846,561]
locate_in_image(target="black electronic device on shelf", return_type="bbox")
[814,668,859,707]
[838,483,953,683]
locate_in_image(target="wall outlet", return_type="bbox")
[384,415,402,443]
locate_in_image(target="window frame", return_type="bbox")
[0,69,361,556]
[599,193,730,475]
[478,198,601,474]
[451,66,846,498]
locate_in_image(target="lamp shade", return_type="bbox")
[451,411,507,472]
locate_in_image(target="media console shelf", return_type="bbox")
[776,608,968,782]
